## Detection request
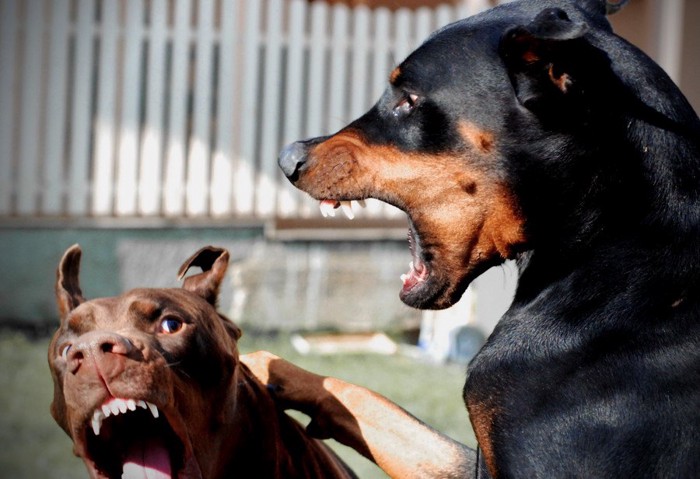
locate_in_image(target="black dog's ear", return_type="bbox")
[579,0,630,15]
[178,246,230,305]
[499,8,614,122]
[603,0,630,15]
[56,244,86,319]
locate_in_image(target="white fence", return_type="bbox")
[0,0,494,222]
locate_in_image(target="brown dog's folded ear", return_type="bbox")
[56,244,86,319]
[178,246,230,305]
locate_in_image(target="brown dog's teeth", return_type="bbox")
[91,410,105,436]
[147,402,159,419]
[91,399,159,435]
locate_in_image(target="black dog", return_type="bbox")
[272,0,700,477]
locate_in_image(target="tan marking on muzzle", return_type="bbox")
[389,66,402,84]
[308,129,525,259]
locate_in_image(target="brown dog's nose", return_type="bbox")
[67,331,133,374]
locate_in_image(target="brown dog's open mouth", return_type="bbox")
[81,398,185,479]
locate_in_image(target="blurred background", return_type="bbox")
[0,0,698,477]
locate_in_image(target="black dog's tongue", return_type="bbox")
[122,436,171,479]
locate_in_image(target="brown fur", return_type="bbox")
[48,245,356,479]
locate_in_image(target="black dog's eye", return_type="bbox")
[393,92,419,117]
[159,316,184,334]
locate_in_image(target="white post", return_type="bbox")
[654,0,684,84]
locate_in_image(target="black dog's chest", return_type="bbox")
[464,310,700,477]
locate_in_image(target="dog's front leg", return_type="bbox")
[241,351,477,479]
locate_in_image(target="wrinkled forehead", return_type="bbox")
[393,23,503,91]
[64,289,210,330]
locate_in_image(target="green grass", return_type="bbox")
[1,330,475,479]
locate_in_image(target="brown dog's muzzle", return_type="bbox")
[66,331,134,375]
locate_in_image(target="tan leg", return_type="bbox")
[241,351,477,479]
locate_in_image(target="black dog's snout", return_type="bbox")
[278,141,308,181]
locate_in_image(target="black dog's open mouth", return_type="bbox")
[401,219,430,294]
[82,398,184,479]
[317,199,440,307]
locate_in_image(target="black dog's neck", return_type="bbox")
[519,105,700,264]
[512,126,700,325]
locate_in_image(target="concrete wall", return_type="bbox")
[0,227,258,327]
[0,227,422,333]
[0,226,516,338]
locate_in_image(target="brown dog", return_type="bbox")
[48,244,356,479]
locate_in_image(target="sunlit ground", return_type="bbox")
[0,330,475,479]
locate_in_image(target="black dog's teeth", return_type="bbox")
[319,199,366,219]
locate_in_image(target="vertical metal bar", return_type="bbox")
[0,0,18,214]
[235,0,262,215]
[257,0,284,217]
[277,0,307,217]
[210,0,240,216]
[163,0,191,216]
[185,0,215,216]
[43,0,71,215]
[115,0,144,215]
[17,0,45,214]
[92,0,119,215]
[138,0,167,215]
[327,4,349,133]
[68,0,96,215]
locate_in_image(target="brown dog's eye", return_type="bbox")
[60,344,72,361]
[393,93,419,117]
[159,316,184,334]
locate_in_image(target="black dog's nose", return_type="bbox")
[278,141,308,180]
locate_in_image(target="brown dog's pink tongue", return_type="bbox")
[121,437,171,479]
